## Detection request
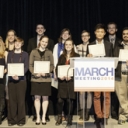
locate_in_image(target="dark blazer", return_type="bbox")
[27,36,54,54]
[86,40,113,57]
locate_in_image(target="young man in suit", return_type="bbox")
[115,27,128,125]
[27,24,54,122]
[105,22,121,120]
[87,24,113,128]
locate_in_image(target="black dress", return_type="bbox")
[56,53,79,99]
[31,50,51,96]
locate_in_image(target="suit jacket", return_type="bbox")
[27,36,54,54]
[86,40,113,57]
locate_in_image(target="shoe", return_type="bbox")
[101,118,108,125]
[95,118,101,128]
[17,123,25,126]
[35,122,40,125]
[8,123,15,126]
[42,122,46,125]
[85,109,90,121]
[79,109,83,120]
[111,115,118,120]
[118,120,125,125]
[45,116,50,122]
[0,114,2,125]
[55,115,62,126]
[67,115,72,126]
[32,115,37,122]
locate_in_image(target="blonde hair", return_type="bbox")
[5,30,16,49]
[0,36,5,58]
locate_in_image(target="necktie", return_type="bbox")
[110,38,115,48]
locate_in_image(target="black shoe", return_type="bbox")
[95,118,101,128]
[67,115,72,126]
[35,122,40,125]
[79,109,83,120]
[55,115,62,126]
[17,123,25,126]
[42,122,46,125]
[8,123,15,126]
[32,116,37,122]
[101,118,108,125]
[0,115,2,125]
[111,115,118,120]
[45,116,50,122]
[85,109,90,121]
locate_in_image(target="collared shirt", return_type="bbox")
[109,35,116,48]
[96,39,104,44]
[37,35,41,47]
[121,41,128,72]
[76,42,89,57]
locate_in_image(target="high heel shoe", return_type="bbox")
[42,122,46,125]
[55,115,62,126]
[35,122,40,125]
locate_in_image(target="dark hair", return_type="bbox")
[81,30,90,36]
[94,24,106,32]
[58,28,72,42]
[14,37,24,45]
[62,39,75,58]
[122,27,128,32]
[36,24,45,29]
[38,35,49,48]
[107,22,117,28]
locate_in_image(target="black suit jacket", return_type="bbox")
[86,40,113,57]
[27,36,54,54]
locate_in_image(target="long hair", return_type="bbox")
[62,39,75,58]
[58,28,72,43]
[0,36,5,58]
[5,29,16,49]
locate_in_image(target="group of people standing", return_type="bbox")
[0,22,128,128]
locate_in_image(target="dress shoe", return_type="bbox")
[45,116,50,122]
[8,123,15,126]
[17,123,25,126]
[101,118,108,125]
[32,116,37,122]
[55,115,62,126]
[42,122,46,125]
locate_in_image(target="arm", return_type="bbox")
[49,51,54,73]
[24,52,29,74]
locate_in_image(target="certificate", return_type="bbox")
[8,63,24,76]
[58,65,73,77]
[34,61,50,73]
[0,65,4,78]
[89,44,105,57]
[119,49,128,61]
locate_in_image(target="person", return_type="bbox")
[87,24,113,128]
[105,22,121,120]
[27,24,54,122]
[115,27,128,125]
[76,30,92,121]
[55,39,79,126]
[4,30,17,118]
[7,37,29,126]
[29,35,54,125]
[0,37,6,124]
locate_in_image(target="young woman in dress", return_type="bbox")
[29,35,54,125]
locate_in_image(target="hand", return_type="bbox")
[4,69,7,73]
[87,54,93,57]
[41,73,45,76]
[126,60,128,66]
[66,77,71,81]
[59,77,65,80]
[12,75,19,80]
[36,73,41,77]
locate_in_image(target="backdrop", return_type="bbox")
[0,0,128,50]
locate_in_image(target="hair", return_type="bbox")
[0,36,5,58]
[14,37,24,45]
[5,29,16,49]
[94,23,106,32]
[122,27,128,32]
[62,39,75,58]
[107,22,117,28]
[37,35,49,48]
[36,24,45,29]
[58,28,72,42]
[81,30,90,36]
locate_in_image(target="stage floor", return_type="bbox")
[0,116,128,128]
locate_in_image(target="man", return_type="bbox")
[27,24,54,54]
[76,30,92,121]
[115,27,128,125]
[27,24,54,122]
[105,22,121,120]
[87,24,113,128]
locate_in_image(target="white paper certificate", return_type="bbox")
[58,65,73,77]
[119,49,128,61]
[34,61,50,73]
[89,44,105,57]
[8,63,24,76]
[0,65,4,78]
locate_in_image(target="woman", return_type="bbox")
[29,36,54,125]
[7,37,28,126]
[55,39,79,126]
[0,37,6,124]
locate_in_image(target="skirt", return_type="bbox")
[31,82,51,96]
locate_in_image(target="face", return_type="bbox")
[36,25,46,35]
[61,31,70,40]
[39,37,48,49]
[95,28,106,40]
[81,32,90,43]
[65,40,73,52]
[107,24,117,35]
[122,30,128,43]
[7,31,15,42]
[15,41,22,49]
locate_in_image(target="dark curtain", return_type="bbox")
[0,0,128,50]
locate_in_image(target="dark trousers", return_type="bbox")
[57,98,73,115]
[8,80,26,124]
